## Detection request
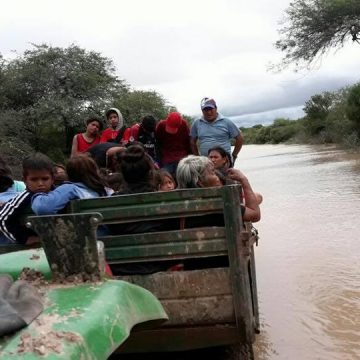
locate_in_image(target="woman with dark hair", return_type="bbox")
[208,146,232,173]
[111,145,175,274]
[32,154,109,215]
[115,144,156,195]
[208,148,263,203]
[70,117,103,157]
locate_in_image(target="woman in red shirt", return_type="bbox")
[71,117,102,157]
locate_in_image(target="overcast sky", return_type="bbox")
[1,0,359,126]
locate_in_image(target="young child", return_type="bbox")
[100,108,128,144]
[156,169,176,191]
[31,154,109,215]
[0,153,55,245]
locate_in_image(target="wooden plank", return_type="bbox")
[222,185,255,345]
[100,227,226,246]
[70,187,224,211]
[160,295,235,325]
[71,198,224,223]
[105,239,228,262]
[119,268,232,299]
[119,269,235,326]
[249,245,260,333]
[102,228,228,263]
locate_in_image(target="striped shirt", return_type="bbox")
[0,191,36,244]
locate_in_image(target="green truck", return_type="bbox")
[0,185,259,359]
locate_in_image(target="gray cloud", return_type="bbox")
[230,106,305,128]
[0,0,359,121]
[223,73,356,118]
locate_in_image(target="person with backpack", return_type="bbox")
[127,115,160,165]
[100,108,129,145]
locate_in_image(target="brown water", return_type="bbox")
[240,145,360,360]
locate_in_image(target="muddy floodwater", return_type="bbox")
[114,144,360,360]
[242,145,360,360]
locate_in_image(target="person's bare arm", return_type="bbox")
[190,137,199,155]
[227,168,261,222]
[232,133,243,163]
[70,135,79,158]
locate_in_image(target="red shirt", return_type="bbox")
[155,119,191,165]
[100,127,131,144]
[127,123,140,142]
[121,127,132,144]
[100,128,119,143]
[76,133,100,153]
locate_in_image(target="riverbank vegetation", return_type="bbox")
[1,42,359,175]
[0,44,174,168]
[242,82,360,150]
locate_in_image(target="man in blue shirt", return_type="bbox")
[190,98,243,164]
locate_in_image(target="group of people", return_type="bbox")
[70,97,243,176]
[0,97,261,247]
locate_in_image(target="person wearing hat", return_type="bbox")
[155,112,191,177]
[190,98,243,164]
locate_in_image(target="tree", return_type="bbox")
[0,44,127,156]
[114,90,170,124]
[303,92,334,135]
[346,83,360,135]
[274,0,360,70]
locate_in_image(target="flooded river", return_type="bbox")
[241,145,360,360]
[116,144,359,360]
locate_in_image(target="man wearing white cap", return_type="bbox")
[190,98,243,164]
